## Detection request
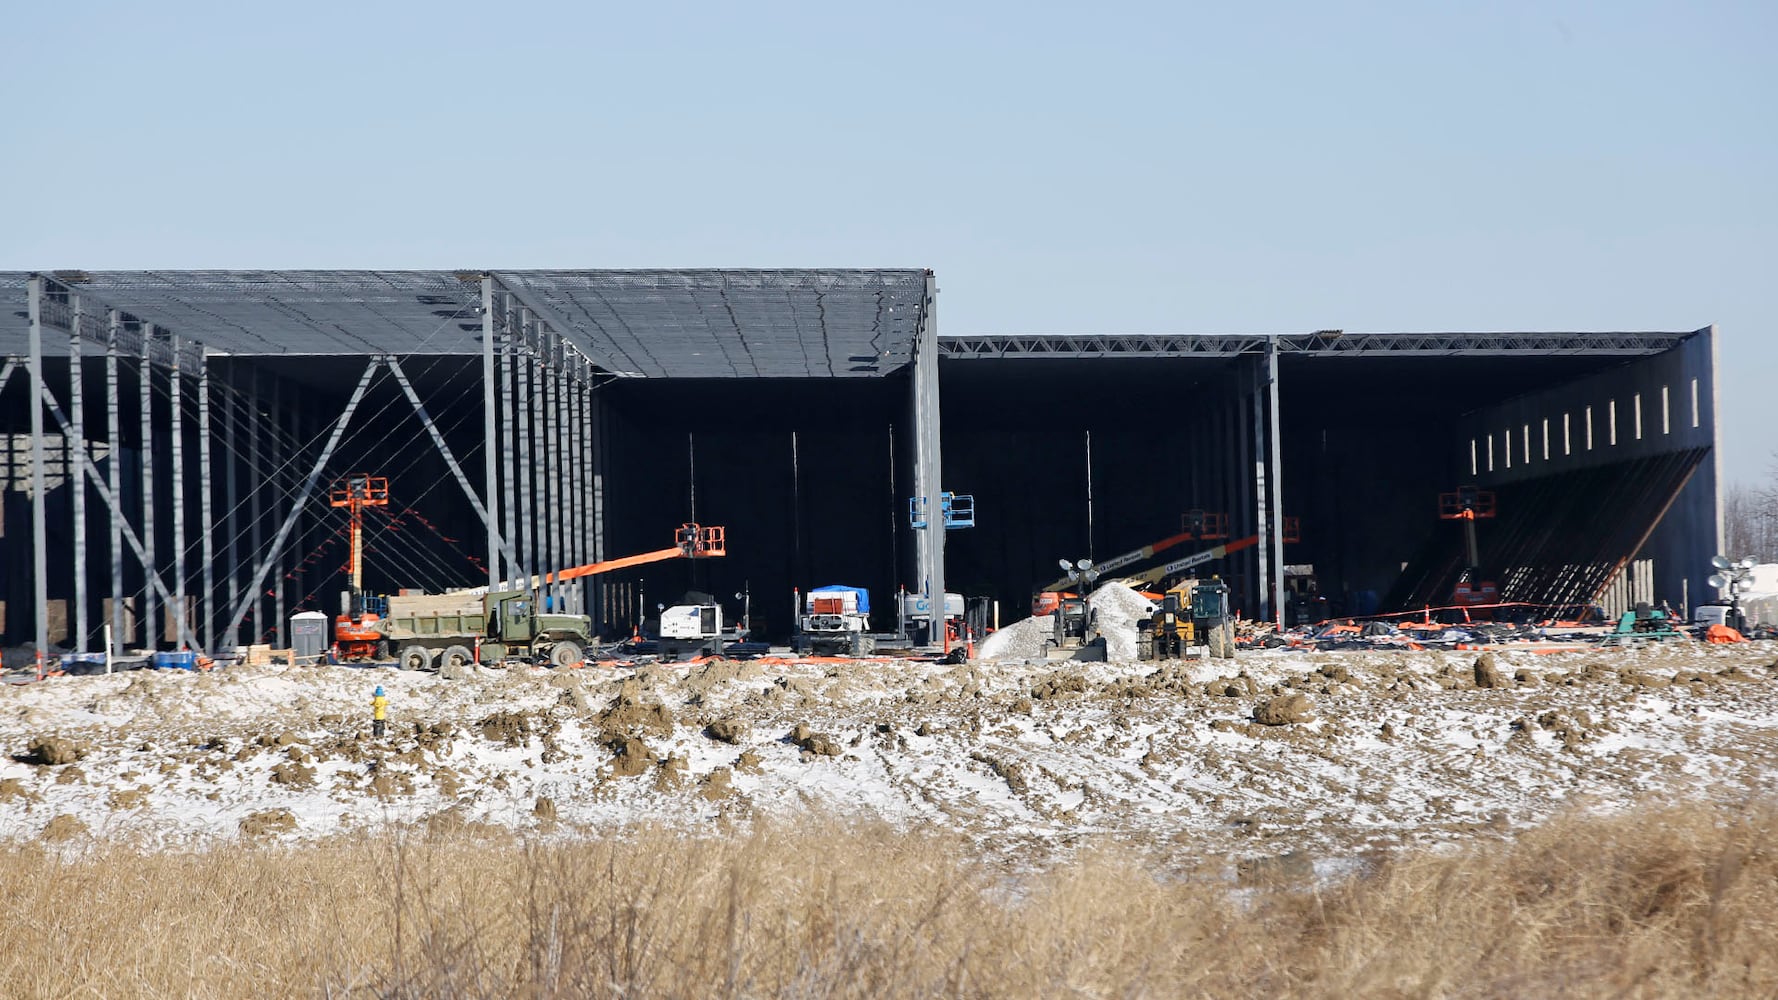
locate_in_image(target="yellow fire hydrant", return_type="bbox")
[371,685,388,738]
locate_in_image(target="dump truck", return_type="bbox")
[383,523,725,669]
[386,589,594,669]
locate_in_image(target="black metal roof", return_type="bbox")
[0,268,933,379]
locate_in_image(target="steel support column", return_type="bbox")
[570,359,586,614]
[169,335,187,648]
[1253,360,1270,625]
[250,369,265,644]
[197,359,215,651]
[911,272,944,637]
[480,275,501,590]
[551,344,568,605]
[541,335,559,603]
[140,324,157,649]
[499,293,520,586]
[69,297,87,653]
[271,376,284,646]
[106,311,124,653]
[26,278,50,672]
[223,364,240,650]
[516,314,535,588]
[1267,337,1286,629]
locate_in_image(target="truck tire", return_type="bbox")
[1208,624,1234,659]
[374,640,390,662]
[398,645,434,671]
[549,640,583,668]
[441,645,475,670]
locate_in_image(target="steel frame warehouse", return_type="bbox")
[0,268,1719,665]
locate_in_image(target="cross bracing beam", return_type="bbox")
[1271,332,1695,355]
[937,334,1270,359]
[936,331,1695,360]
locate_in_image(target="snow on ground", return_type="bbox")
[2,642,1776,868]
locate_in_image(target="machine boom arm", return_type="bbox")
[1125,535,1259,587]
[448,524,725,595]
[1040,530,1199,592]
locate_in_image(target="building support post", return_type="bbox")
[249,370,265,644]
[589,374,607,629]
[480,275,501,591]
[570,360,586,613]
[169,335,187,649]
[197,358,215,652]
[106,311,124,654]
[540,334,558,602]
[140,324,158,650]
[271,376,285,646]
[498,291,520,586]
[549,341,567,605]
[26,278,50,673]
[69,297,87,653]
[516,314,534,590]
[223,365,240,651]
[910,272,945,640]
[1253,358,1270,625]
[1267,337,1286,629]
[530,319,547,592]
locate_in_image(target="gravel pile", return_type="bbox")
[979,614,1056,661]
[979,582,1157,662]
[1087,582,1156,661]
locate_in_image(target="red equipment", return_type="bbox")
[331,475,390,660]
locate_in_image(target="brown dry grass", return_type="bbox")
[2,799,1776,998]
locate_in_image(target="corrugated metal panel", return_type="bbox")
[0,269,931,379]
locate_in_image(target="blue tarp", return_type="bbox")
[810,585,870,614]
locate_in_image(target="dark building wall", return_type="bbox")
[593,376,907,640]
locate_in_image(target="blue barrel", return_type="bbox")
[152,650,199,670]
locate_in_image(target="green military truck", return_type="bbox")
[383,589,591,670]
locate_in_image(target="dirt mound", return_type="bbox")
[21,735,88,766]
[1254,694,1314,726]
[270,762,317,788]
[1031,670,1088,701]
[699,767,734,801]
[478,710,536,746]
[608,735,654,777]
[705,718,747,744]
[791,724,844,757]
[684,659,761,697]
[1474,654,1507,689]
[240,808,298,838]
[596,695,675,740]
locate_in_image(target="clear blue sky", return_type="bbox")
[5,1,1772,481]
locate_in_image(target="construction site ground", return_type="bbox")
[4,639,1776,874]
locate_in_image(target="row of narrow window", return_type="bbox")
[1470,378,1699,476]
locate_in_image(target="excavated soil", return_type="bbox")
[1,643,1776,868]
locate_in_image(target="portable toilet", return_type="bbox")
[290,611,329,665]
